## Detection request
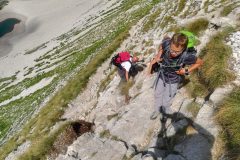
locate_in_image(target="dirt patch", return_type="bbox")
[48,120,93,159]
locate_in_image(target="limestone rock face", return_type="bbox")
[56,133,127,160]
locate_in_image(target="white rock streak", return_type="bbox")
[229,31,240,78]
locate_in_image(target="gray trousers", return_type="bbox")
[154,78,178,114]
[118,69,126,81]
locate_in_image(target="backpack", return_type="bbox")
[110,52,131,70]
[180,30,196,49]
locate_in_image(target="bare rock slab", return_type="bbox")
[56,133,126,160]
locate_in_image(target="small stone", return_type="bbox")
[126,145,136,158]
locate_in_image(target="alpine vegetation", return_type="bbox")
[0,0,239,160]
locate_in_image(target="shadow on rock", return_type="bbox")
[139,112,215,160]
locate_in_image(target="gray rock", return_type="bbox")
[56,133,127,160]
[109,88,156,147]
[166,119,189,137]
[171,88,194,118]
[174,134,213,160]
[209,85,233,107]
[132,153,143,160]
[193,104,219,136]
[195,103,219,137]
[195,97,205,105]
[126,145,137,158]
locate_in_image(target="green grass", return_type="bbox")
[160,16,175,29]
[220,3,240,17]
[171,18,209,36]
[186,27,235,98]
[186,101,201,118]
[184,18,209,36]
[176,0,186,15]
[119,80,134,96]
[0,76,16,84]
[203,0,215,13]
[216,88,240,160]
[199,27,236,89]
[168,18,209,38]
[185,73,208,98]
[99,129,111,138]
[142,8,162,32]
[98,69,116,96]
[0,0,162,159]
[18,121,71,160]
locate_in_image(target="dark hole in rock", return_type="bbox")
[48,120,94,159]
[72,120,93,136]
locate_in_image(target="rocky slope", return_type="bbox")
[54,1,240,160]
[3,0,240,159]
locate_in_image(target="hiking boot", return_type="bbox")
[150,111,160,120]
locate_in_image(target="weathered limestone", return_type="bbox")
[56,133,127,160]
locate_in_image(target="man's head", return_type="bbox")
[132,56,139,63]
[170,33,188,57]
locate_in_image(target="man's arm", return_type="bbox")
[148,45,163,75]
[125,70,129,81]
[176,58,203,75]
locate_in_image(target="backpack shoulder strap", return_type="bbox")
[177,49,188,65]
[162,39,171,54]
[161,39,171,65]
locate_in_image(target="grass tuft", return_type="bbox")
[199,27,236,89]
[215,88,240,160]
[186,101,201,118]
[185,73,209,98]
[168,18,209,36]
[176,0,186,14]
[220,3,240,17]
[142,8,161,32]
[182,18,209,36]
